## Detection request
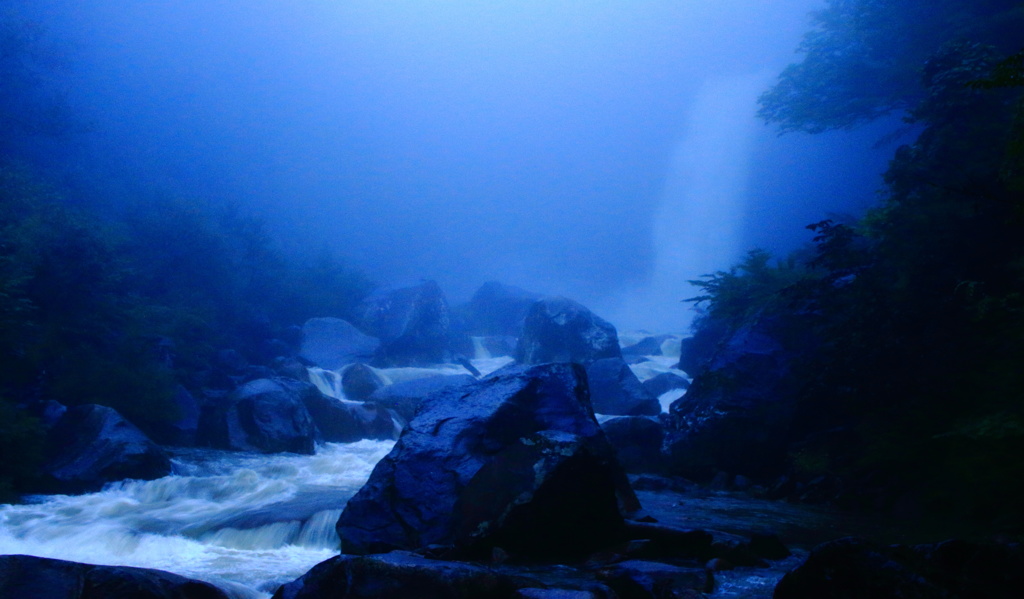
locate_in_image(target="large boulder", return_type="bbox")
[200,378,317,454]
[301,391,399,442]
[774,537,1024,599]
[465,281,542,337]
[341,363,387,401]
[641,372,689,399]
[272,552,537,599]
[299,317,379,370]
[356,281,451,367]
[337,363,641,561]
[663,314,806,480]
[515,298,621,366]
[43,404,172,494]
[367,374,478,422]
[586,358,661,416]
[0,554,229,599]
[600,416,666,474]
[147,385,202,446]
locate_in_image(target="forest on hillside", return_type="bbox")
[682,0,1024,529]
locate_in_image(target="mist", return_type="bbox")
[30,0,891,332]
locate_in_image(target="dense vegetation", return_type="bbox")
[0,11,373,499]
[688,0,1024,529]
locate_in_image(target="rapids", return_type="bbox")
[0,441,394,598]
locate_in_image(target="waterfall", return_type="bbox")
[615,71,774,333]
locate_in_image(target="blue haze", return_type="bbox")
[30,0,892,331]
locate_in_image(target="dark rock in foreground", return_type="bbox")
[515,297,621,366]
[774,537,1024,599]
[299,317,379,370]
[664,315,802,480]
[0,554,228,599]
[272,552,538,599]
[596,559,712,597]
[586,358,660,416]
[337,363,640,561]
[366,374,477,422]
[600,416,666,474]
[200,378,316,454]
[356,280,452,367]
[43,404,172,494]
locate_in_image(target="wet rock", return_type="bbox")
[341,363,386,401]
[596,560,713,598]
[664,314,805,481]
[147,385,202,446]
[366,374,478,422]
[587,358,660,416]
[640,372,689,399]
[272,552,537,599]
[774,537,1024,599]
[214,348,248,374]
[356,281,451,367]
[0,554,229,599]
[200,378,317,454]
[749,532,791,561]
[621,335,675,358]
[337,363,640,560]
[514,589,612,599]
[43,404,172,494]
[299,317,379,370]
[302,390,399,442]
[623,522,713,561]
[600,416,666,473]
[270,356,312,383]
[465,281,542,337]
[515,297,621,366]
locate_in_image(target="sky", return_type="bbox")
[28,0,893,332]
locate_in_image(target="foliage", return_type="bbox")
[757,0,1024,133]
[687,249,806,327]
[692,1,1024,526]
[0,395,44,502]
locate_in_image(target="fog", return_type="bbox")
[30,0,892,332]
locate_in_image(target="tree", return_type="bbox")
[757,0,1024,133]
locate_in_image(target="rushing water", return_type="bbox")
[0,441,394,598]
[0,348,697,597]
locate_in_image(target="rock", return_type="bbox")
[43,404,172,494]
[600,416,666,473]
[29,399,67,428]
[465,281,542,337]
[664,314,806,481]
[641,372,689,398]
[341,363,387,401]
[586,358,660,416]
[367,374,478,422]
[147,385,202,446]
[774,537,1024,599]
[622,522,713,561]
[337,363,641,561]
[749,532,791,561]
[270,356,312,383]
[272,552,537,599]
[514,590,611,599]
[200,378,317,454]
[302,390,399,442]
[0,554,229,599]
[596,560,713,598]
[214,349,248,374]
[621,335,675,358]
[515,297,621,366]
[355,281,451,367]
[299,317,379,370]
